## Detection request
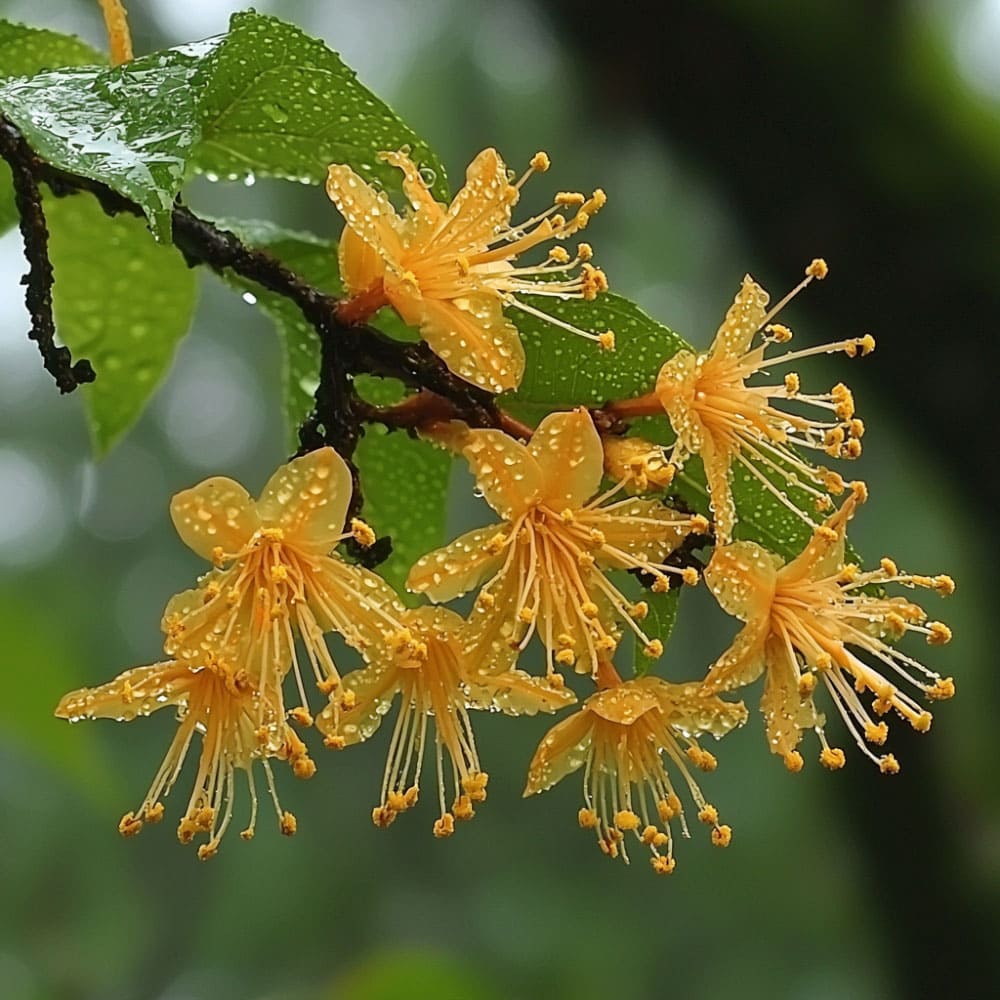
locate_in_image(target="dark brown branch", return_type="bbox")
[0,121,94,393]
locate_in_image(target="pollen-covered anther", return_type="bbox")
[766,322,793,343]
[350,518,377,548]
[614,810,641,832]
[686,746,718,771]
[697,804,719,826]
[280,811,298,836]
[577,242,594,261]
[927,621,952,646]
[630,601,649,621]
[879,754,901,775]
[581,601,600,619]
[433,813,455,838]
[292,756,317,779]
[846,333,876,357]
[651,855,677,875]
[864,721,889,745]
[578,807,600,829]
[927,677,956,700]
[820,747,847,770]
[784,372,800,396]
[598,330,616,351]
[323,733,346,750]
[784,750,804,773]
[317,676,339,696]
[555,649,576,666]
[477,591,496,610]
[806,258,828,279]
[339,689,357,711]
[118,811,143,838]
[530,151,551,172]
[934,575,956,597]
[289,706,314,727]
[372,805,396,828]
[643,639,664,659]
[711,824,733,848]
[681,567,700,587]
[270,563,289,584]
[211,545,226,567]
[144,802,165,824]
[518,606,536,624]
[462,772,489,802]
[798,673,817,696]
[453,795,475,821]
[197,843,217,862]
[556,191,586,206]
[912,711,933,733]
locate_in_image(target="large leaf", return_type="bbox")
[0,19,105,236]
[0,39,217,240]
[46,195,197,455]
[508,291,687,418]
[194,11,448,199]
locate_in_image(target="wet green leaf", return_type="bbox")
[633,586,681,677]
[0,19,104,235]
[508,291,687,419]
[194,11,448,199]
[46,195,197,455]
[0,39,216,240]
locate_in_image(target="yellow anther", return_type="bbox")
[849,418,865,439]
[118,811,143,838]
[934,575,956,596]
[372,805,396,828]
[317,676,339,695]
[585,188,607,213]
[614,810,641,831]
[927,621,952,646]
[657,796,681,822]
[927,677,955,700]
[766,322,793,343]
[681,567,699,587]
[453,795,475,821]
[196,806,214,830]
[144,802,165,824]
[798,673,817,697]
[484,532,508,556]
[289,707,314,729]
[598,330,616,350]
[652,831,669,849]
[555,648,576,667]
[577,242,594,261]
[578,807,599,829]
[280,811,298,836]
[177,816,198,844]
[203,580,222,602]
[640,825,658,845]
[784,372,800,396]
[912,711,933,733]
[686,746,717,772]
[211,545,226,567]
[879,754,901,775]
[643,639,664,659]
[270,563,289,584]
[293,756,317,780]
[651,575,669,593]
[197,843,218,862]
[651,855,676,875]
[340,689,357,711]
[815,652,832,671]
[820,747,846,770]
[530,151,550,172]
[630,601,649,621]
[323,733,346,750]
[858,333,876,355]
[864,721,889,745]
[405,786,420,808]
[477,591,496,610]
[806,258,828,279]
[547,245,570,264]
[581,601,599,619]
[845,439,862,458]
[880,557,899,577]
[350,518,376,548]
[260,527,285,541]
[433,813,455,838]
[518,606,536,624]
[697,805,719,826]
[784,750,804,773]
[595,636,617,654]
[556,191,586,206]
[386,791,409,812]
[711,824,732,848]
[559,508,575,523]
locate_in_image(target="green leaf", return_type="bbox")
[508,291,688,419]
[634,586,681,677]
[0,40,217,240]
[194,11,448,199]
[0,19,105,236]
[46,194,197,455]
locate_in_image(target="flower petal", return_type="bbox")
[170,477,260,561]
[649,678,749,738]
[318,660,401,745]
[461,562,522,674]
[702,434,737,546]
[326,163,404,260]
[466,669,577,716]
[710,274,769,360]
[432,148,518,253]
[456,427,543,521]
[257,448,352,553]
[705,541,781,622]
[407,524,508,602]
[338,220,386,296]
[523,708,595,796]
[528,408,603,511]
[417,294,525,394]
[55,661,192,722]
[760,635,819,761]
[586,683,660,725]
[703,618,770,692]
[380,149,445,222]
[587,499,696,568]
[780,489,861,585]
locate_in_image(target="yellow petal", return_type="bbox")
[325,163,404,260]
[170,477,260,561]
[257,448,352,554]
[380,149,445,222]
[780,489,860,585]
[523,708,594,796]
[466,668,577,716]
[433,148,518,253]
[645,677,749,738]
[338,220,386,296]
[710,274,769,360]
[588,499,695,568]
[586,683,660,725]
[701,435,737,546]
[309,559,405,654]
[760,635,818,760]
[461,562,522,675]
[704,541,781,622]
[317,659,400,745]
[407,525,507,602]
[458,428,542,521]
[418,294,525,394]
[703,619,770,692]
[528,408,603,511]
[55,661,191,722]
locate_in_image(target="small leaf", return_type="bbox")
[46,194,197,455]
[0,40,218,240]
[508,291,687,420]
[0,18,105,237]
[194,11,448,199]
[634,586,680,677]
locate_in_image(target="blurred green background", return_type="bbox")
[0,1,995,998]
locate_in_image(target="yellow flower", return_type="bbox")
[654,260,873,544]
[524,662,747,872]
[165,448,405,724]
[327,147,612,394]
[704,484,955,772]
[54,647,311,858]
[408,409,709,678]
[317,606,573,836]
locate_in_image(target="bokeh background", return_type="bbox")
[0,1,996,998]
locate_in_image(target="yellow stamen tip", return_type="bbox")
[350,518,377,548]
[879,754,901,775]
[598,330,616,351]
[820,747,846,770]
[806,258,828,279]
[711,824,732,848]
[783,751,804,773]
[530,151,551,172]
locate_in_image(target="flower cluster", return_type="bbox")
[56,142,955,878]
